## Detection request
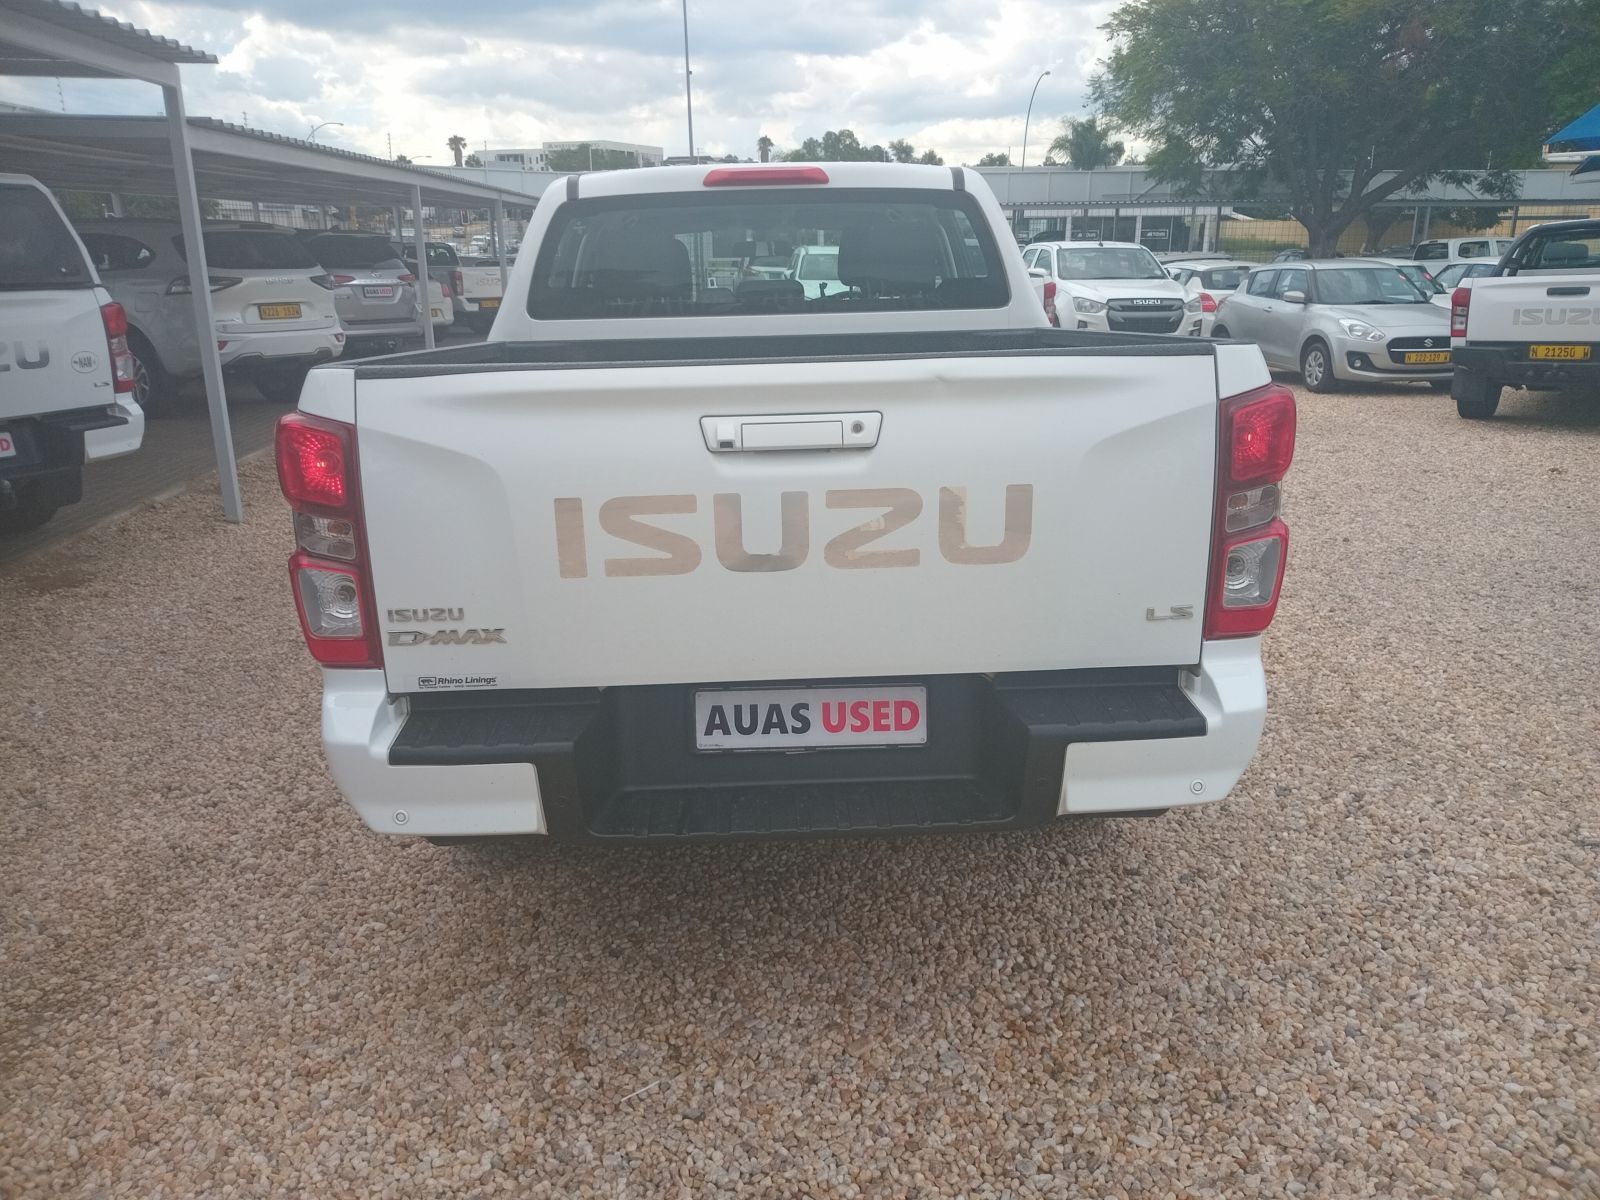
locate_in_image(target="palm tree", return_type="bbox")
[757,135,774,163]
[1048,117,1125,172]
[446,134,468,167]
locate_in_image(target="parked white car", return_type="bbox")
[1411,237,1515,265]
[1,174,143,531]
[279,162,1292,844]
[1165,258,1254,336]
[297,231,425,352]
[788,244,844,299]
[1023,240,1202,335]
[75,219,345,408]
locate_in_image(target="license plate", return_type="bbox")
[0,430,15,459]
[477,297,500,309]
[1528,344,1592,361]
[363,285,396,299]
[695,685,927,751]
[258,303,302,320]
[1401,351,1450,365]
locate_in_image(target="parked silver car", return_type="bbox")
[1213,259,1453,391]
[297,231,424,350]
[75,220,345,409]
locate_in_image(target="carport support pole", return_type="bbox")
[413,185,434,351]
[494,199,509,293]
[163,84,243,523]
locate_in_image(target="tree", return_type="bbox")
[975,151,1010,166]
[757,135,774,163]
[447,134,467,167]
[463,152,483,167]
[1048,116,1124,172]
[888,138,916,163]
[394,154,412,165]
[782,129,891,162]
[1093,0,1600,256]
[916,148,944,166]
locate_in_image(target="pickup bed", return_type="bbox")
[1450,218,1600,418]
[277,163,1293,843]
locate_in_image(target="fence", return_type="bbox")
[1012,202,1600,262]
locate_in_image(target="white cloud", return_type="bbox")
[2,0,1122,166]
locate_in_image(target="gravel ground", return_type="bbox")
[2,382,1596,1199]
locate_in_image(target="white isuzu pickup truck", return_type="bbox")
[276,163,1294,842]
[1449,218,1600,419]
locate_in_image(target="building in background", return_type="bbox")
[483,140,665,172]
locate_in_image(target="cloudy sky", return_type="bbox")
[0,0,1118,166]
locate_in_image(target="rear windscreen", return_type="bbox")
[1202,267,1248,290]
[172,231,321,270]
[1508,227,1600,273]
[301,234,403,269]
[527,187,1008,320]
[0,184,93,290]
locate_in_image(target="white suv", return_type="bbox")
[75,220,346,410]
[1023,240,1203,336]
[1,175,144,532]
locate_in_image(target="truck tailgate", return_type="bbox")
[1462,275,1600,342]
[355,349,1218,692]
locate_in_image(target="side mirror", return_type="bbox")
[1281,289,1307,304]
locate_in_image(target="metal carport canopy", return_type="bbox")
[0,112,532,209]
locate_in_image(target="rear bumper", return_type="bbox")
[1453,343,1600,389]
[2,404,134,481]
[321,639,1267,840]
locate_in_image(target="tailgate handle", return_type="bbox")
[1546,285,1590,296]
[701,412,881,453]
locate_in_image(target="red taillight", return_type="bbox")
[100,301,136,394]
[276,413,350,511]
[332,274,357,286]
[1205,383,1296,639]
[277,413,381,668]
[1043,280,1059,327]
[1450,285,1471,337]
[397,272,417,284]
[1199,291,1218,313]
[451,268,463,296]
[1228,386,1296,483]
[703,166,829,187]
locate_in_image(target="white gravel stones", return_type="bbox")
[1,384,1596,1197]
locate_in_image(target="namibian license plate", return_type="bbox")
[1402,350,1451,364]
[363,285,396,299]
[0,430,15,459]
[258,303,302,320]
[695,685,927,751]
[477,297,500,309]
[1529,344,1592,360]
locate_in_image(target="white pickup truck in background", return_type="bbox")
[1,173,145,533]
[1449,218,1600,418]
[277,162,1294,843]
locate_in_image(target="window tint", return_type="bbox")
[0,184,93,290]
[1414,242,1447,261]
[1246,270,1278,297]
[528,188,1007,320]
[1274,268,1309,298]
[1056,246,1166,280]
[1315,268,1431,304]
[81,232,155,272]
[1392,263,1443,294]
[1509,227,1600,273]
[171,231,320,269]
[1202,267,1248,290]
[301,233,407,269]
[1458,241,1490,258]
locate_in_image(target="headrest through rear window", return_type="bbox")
[838,218,945,291]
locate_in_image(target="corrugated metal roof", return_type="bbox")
[0,0,217,64]
[187,118,466,183]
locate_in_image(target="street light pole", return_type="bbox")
[308,120,344,141]
[1019,70,1050,171]
[681,0,695,159]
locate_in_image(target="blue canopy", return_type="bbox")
[1544,103,1600,160]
